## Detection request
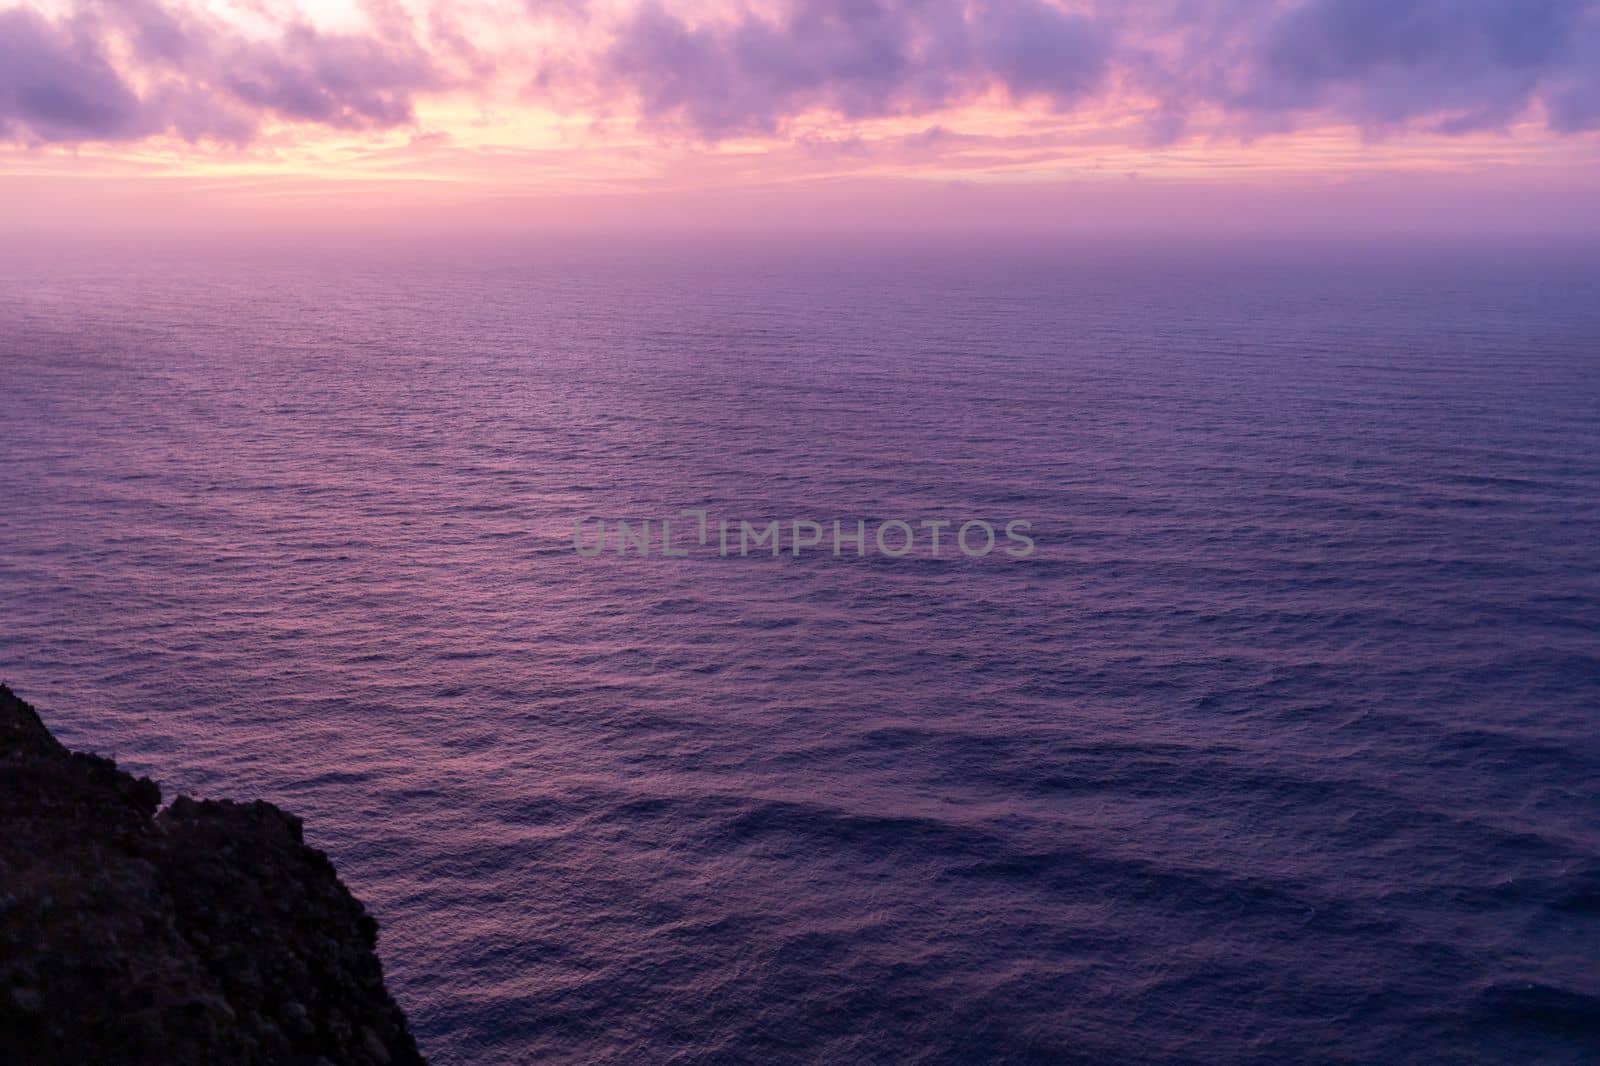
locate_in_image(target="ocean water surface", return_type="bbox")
[2,236,1597,1063]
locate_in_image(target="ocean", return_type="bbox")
[2,235,1597,1063]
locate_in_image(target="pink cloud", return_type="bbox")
[1,0,1597,150]
[0,0,456,144]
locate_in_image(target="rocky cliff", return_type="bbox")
[0,684,423,1064]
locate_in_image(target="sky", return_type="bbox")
[2,0,1599,234]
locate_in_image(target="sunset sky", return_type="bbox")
[3,0,1599,233]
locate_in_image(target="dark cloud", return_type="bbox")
[1547,64,1600,131]
[3,0,1599,149]
[602,0,1111,137]
[1129,0,1600,140]
[0,0,455,145]
[0,7,150,141]
[596,0,1600,141]
[219,24,442,129]
[1235,0,1594,133]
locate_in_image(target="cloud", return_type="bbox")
[2,0,1599,151]
[599,0,1112,137]
[218,23,442,129]
[1129,0,1600,140]
[587,0,1600,142]
[0,0,456,145]
[1232,0,1597,133]
[0,7,150,141]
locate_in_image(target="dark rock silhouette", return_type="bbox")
[0,684,423,1064]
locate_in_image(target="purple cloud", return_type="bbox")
[0,0,452,145]
[601,0,1112,137]
[3,0,1599,149]
[595,0,1600,141]
[1234,0,1596,133]
[219,24,442,130]
[0,7,149,141]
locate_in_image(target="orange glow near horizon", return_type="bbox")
[3,0,1599,233]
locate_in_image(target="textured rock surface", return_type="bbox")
[0,684,423,1064]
